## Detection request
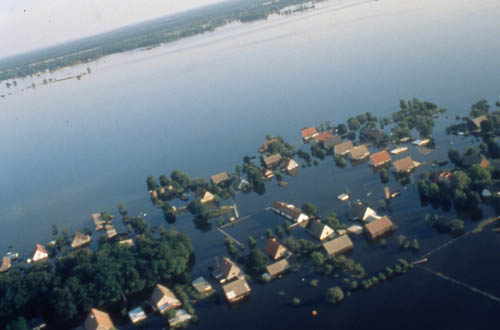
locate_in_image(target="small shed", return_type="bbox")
[128,306,146,324]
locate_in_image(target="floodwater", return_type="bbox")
[0,0,500,328]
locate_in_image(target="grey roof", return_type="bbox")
[309,220,334,240]
[323,136,343,149]
[323,235,354,256]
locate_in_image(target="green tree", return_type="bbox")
[347,117,361,131]
[451,171,471,191]
[337,124,347,135]
[146,176,159,191]
[326,286,344,304]
[379,168,389,184]
[302,202,318,216]
[118,203,127,217]
[248,236,256,249]
[187,199,207,217]
[469,164,491,182]
[448,149,462,166]
[310,251,324,267]
[247,248,269,274]
[6,317,28,330]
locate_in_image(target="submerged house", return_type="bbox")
[92,213,106,231]
[168,309,192,328]
[151,284,182,314]
[334,140,354,156]
[348,144,370,161]
[351,202,379,222]
[220,257,243,282]
[471,115,487,131]
[262,153,282,169]
[272,201,309,223]
[364,216,394,239]
[390,146,408,155]
[322,235,354,256]
[283,158,299,175]
[309,220,334,241]
[0,257,11,273]
[192,276,213,294]
[222,277,251,303]
[196,189,215,204]
[84,308,115,330]
[32,243,48,263]
[265,259,290,279]
[264,238,289,260]
[369,150,392,167]
[259,138,279,153]
[71,231,91,249]
[392,156,419,173]
[315,130,334,143]
[301,126,318,142]
[323,135,343,149]
[210,171,229,185]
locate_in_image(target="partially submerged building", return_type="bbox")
[192,276,214,294]
[348,144,370,161]
[31,243,48,263]
[272,201,309,223]
[471,115,487,131]
[301,126,318,142]
[210,171,229,185]
[222,277,251,303]
[334,140,354,156]
[351,202,379,222]
[323,135,343,149]
[392,156,418,173]
[315,130,334,143]
[0,256,11,273]
[219,257,243,283]
[364,216,394,239]
[168,309,192,328]
[262,153,282,169]
[259,138,279,153]
[265,259,290,279]
[369,150,392,167]
[264,238,289,260]
[322,235,354,256]
[283,158,299,175]
[151,284,182,314]
[71,231,91,249]
[128,306,147,324]
[197,189,215,204]
[309,220,334,241]
[84,308,115,330]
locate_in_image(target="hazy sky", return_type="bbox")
[0,0,224,59]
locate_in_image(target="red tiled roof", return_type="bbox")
[301,127,318,138]
[370,150,391,166]
[315,131,334,142]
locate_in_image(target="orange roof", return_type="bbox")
[301,126,318,138]
[479,158,491,169]
[315,131,334,142]
[35,243,47,254]
[85,308,115,330]
[370,150,391,166]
